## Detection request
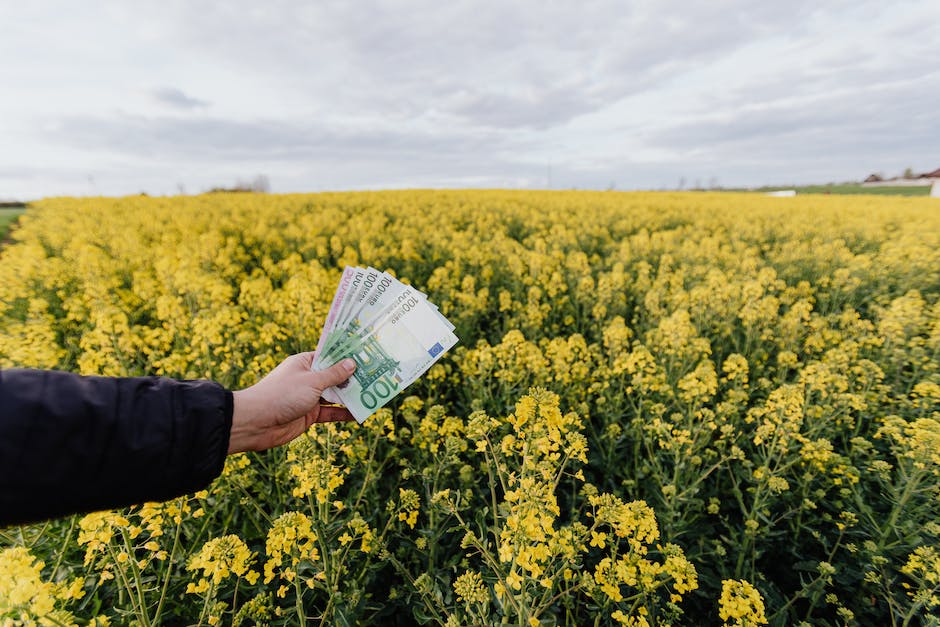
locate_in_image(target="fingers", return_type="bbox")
[311,358,357,390]
[315,404,356,423]
[290,351,316,370]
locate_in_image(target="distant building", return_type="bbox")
[862,167,940,187]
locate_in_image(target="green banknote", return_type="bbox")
[314,267,458,421]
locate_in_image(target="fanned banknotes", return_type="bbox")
[313,267,458,423]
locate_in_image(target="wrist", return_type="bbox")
[228,389,263,454]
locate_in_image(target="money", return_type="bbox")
[314,267,458,422]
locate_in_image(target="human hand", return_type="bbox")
[228,352,356,454]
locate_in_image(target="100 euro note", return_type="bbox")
[315,267,390,404]
[317,272,452,364]
[313,267,458,422]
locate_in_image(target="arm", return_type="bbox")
[0,370,231,526]
[0,354,355,527]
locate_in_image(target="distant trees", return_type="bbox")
[207,175,270,193]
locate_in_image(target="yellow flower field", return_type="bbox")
[1,190,938,625]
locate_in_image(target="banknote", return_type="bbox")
[316,275,443,368]
[331,266,374,334]
[336,266,454,333]
[316,271,418,368]
[317,275,457,419]
[317,268,453,362]
[314,267,458,421]
[315,266,357,356]
[318,272,418,402]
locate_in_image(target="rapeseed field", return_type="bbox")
[1,190,938,625]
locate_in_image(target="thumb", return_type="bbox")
[312,358,357,390]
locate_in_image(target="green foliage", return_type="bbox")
[0,208,24,241]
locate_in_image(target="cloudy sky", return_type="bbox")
[2,0,939,199]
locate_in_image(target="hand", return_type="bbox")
[228,352,356,454]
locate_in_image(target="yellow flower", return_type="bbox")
[718,579,768,626]
[77,511,129,565]
[901,545,940,608]
[397,488,421,529]
[263,512,320,584]
[186,535,255,592]
[506,570,524,591]
[453,571,488,605]
[0,546,79,622]
[287,440,347,502]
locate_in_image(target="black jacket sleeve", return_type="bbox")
[0,369,233,527]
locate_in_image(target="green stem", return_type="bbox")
[879,468,920,547]
[384,552,448,626]
[195,582,216,627]
[153,506,185,624]
[51,516,77,576]
[105,543,145,625]
[452,510,525,619]
[120,530,152,627]
[294,569,307,624]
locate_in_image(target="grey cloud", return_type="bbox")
[444,86,600,130]
[42,112,515,173]
[151,87,209,110]
[639,72,940,186]
[160,0,838,131]
[651,71,940,151]
[0,166,42,180]
[6,0,940,198]
[13,111,542,198]
[697,49,932,115]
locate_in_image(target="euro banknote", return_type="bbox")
[313,267,458,422]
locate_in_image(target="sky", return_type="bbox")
[1,0,939,199]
